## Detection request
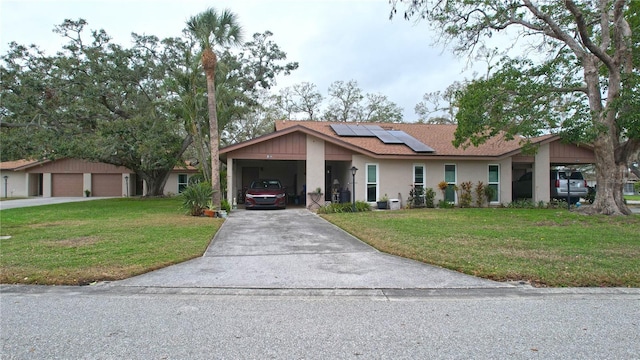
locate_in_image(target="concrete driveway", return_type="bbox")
[116,208,510,289]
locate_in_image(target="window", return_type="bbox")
[366,164,378,202]
[444,164,456,203]
[178,174,188,193]
[488,165,499,202]
[413,164,426,206]
[413,164,425,187]
[623,182,635,195]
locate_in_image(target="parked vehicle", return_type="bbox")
[513,170,588,203]
[550,170,588,202]
[245,179,287,209]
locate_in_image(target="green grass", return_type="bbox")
[625,194,640,201]
[2,199,638,288]
[321,208,640,287]
[0,197,222,285]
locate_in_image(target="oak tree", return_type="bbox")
[392,0,639,215]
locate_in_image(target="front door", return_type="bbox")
[325,165,332,201]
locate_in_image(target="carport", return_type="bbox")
[511,137,595,202]
[220,125,357,208]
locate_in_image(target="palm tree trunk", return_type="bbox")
[203,49,221,210]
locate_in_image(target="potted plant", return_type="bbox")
[377,194,389,210]
[203,200,216,217]
[84,189,91,197]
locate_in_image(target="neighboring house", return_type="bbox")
[0,158,198,198]
[625,171,639,195]
[220,120,596,208]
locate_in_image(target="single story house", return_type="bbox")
[0,158,198,198]
[220,120,596,208]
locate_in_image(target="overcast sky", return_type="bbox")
[0,0,481,121]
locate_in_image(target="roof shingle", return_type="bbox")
[274,120,556,158]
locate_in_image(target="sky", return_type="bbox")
[0,0,482,121]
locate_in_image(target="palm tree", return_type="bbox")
[186,8,243,210]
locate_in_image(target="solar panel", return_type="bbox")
[330,124,356,136]
[331,123,435,153]
[370,128,403,144]
[350,125,376,136]
[388,130,435,153]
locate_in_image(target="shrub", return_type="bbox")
[458,181,473,208]
[317,201,372,214]
[547,199,568,209]
[508,199,536,208]
[409,185,425,208]
[181,182,213,216]
[474,182,485,207]
[438,200,454,208]
[424,187,435,208]
[221,199,231,212]
[484,186,496,205]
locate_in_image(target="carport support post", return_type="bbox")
[566,170,571,211]
[350,166,358,212]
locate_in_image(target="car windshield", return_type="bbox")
[251,180,281,189]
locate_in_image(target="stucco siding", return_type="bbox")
[306,135,325,208]
[349,158,514,206]
[534,143,551,202]
[164,172,186,196]
[0,171,28,198]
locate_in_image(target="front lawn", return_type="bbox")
[321,208,640,287]
[0,197,222,285]
[2,199,638,288]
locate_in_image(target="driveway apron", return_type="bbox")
[116,209,510,289]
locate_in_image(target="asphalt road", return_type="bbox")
[1,206,638,359]
[1,286,639,359]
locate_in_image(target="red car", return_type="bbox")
[245,179,287,209]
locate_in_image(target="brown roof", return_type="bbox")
[0,159,45,170]
[273,120,557,158]
[0,158,198,172]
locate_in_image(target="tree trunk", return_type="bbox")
[577,55,630,216]
[142,169,172,197]
[587,144,631,215]
[203,48,221,210]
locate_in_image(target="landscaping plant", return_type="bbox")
[181,181,214,216]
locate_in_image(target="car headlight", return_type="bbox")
[245,193,254,199]
[276,193,285,198]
